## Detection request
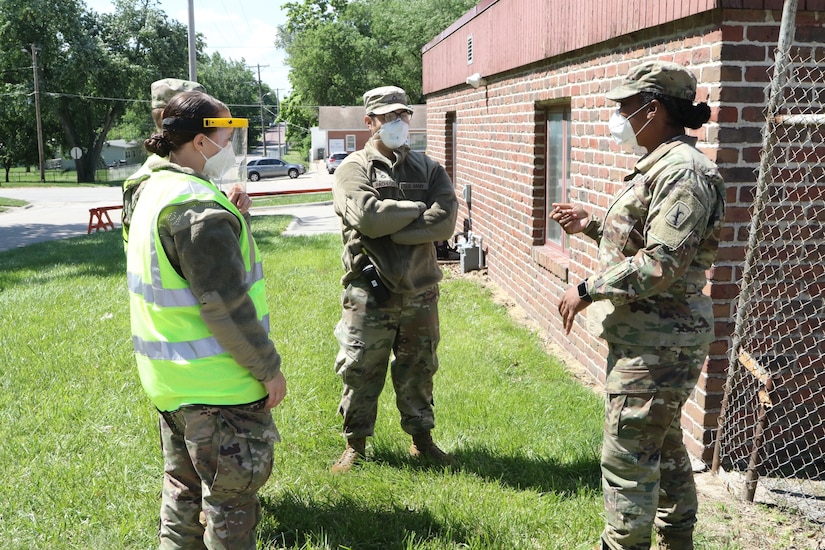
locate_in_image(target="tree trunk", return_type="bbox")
[76,155,97,183]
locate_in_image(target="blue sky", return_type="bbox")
[84,0,291,96]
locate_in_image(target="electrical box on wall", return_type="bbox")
[459,234,484,273]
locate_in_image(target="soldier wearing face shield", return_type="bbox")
[126,90,286,549]
[122,78,251,252]
[329,86,458,473]
[551,61,726,550]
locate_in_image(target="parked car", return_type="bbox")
[325,152,350,174]
[246,158,306,181]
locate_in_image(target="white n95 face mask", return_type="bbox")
[200,136,237,180]
[608,102,651,149]
[378,119,410,150]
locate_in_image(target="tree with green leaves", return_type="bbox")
[0,0,192,182]
[279,91,316,158]
[276,0,477,158]
[195,51,276,152]
[0,83,47,184]
[278,0,478,104]
[109,52,273,154]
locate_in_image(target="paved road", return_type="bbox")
[0,160,338,253]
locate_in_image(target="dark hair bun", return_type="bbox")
[144,133,172,157]
[683,102,711,129]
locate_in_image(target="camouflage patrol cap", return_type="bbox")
[606,61,697,102]
[150,78,205,109]
[363,85,413,116]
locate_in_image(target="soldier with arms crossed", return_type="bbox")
[330,86,458,473]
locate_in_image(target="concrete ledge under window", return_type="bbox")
[532,244,569,281]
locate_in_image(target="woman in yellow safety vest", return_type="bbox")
[126,90,286,549]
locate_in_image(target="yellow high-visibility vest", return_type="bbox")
[126,170,269,411]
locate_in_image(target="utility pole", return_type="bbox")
[29,44,46,183]
[255,64,269,157]
[187,0,197,81]
[273,88,280,158]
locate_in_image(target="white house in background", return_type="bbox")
[100,139,145,168]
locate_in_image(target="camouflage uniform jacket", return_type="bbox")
[332,139,458,294]
[122,154,164,249]
[130,160,282,388]
[582,135,725,346]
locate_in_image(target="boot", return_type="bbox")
[654,528,693,550]
[410,431,454,464]
[330,437,366,473]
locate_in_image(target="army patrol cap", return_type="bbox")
[363,85,414,116]
[606,61,697,102]
[151,78,205,109]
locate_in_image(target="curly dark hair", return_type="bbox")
[639,91,711,130]
[143,91,228,157]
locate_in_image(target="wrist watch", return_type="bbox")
[577,281,593,303]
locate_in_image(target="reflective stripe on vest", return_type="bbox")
[126,170,269,410]
[126,261,265,308]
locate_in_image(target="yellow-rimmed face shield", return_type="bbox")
[203,117,248,190]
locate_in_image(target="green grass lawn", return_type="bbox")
[0,217,604,549]
[0,196,27,213]
[0,216,787,549]
[253,192,332,208]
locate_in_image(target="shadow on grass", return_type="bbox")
[0,216,299,288]
[259,492,475,550]
[371,444,601,496]
[259,447,600,549]
[0,230,126,286]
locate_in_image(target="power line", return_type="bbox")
[3,90,152,104]
[195,0,288,92]
[6,88,327,110]
[42,91,150,103]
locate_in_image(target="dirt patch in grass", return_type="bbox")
[442,263,825,549]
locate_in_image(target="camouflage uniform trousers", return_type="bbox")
[600,342,708,550]
[334,278,440,439]
[157,399,280,550]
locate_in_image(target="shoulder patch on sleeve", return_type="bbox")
[665,201,692,229]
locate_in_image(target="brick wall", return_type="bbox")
[425,8,805,463]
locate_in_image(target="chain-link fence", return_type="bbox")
[711,0,825,523]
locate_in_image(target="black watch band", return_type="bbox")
[577,281,593,302]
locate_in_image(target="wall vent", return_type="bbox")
[467,35,474,65]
